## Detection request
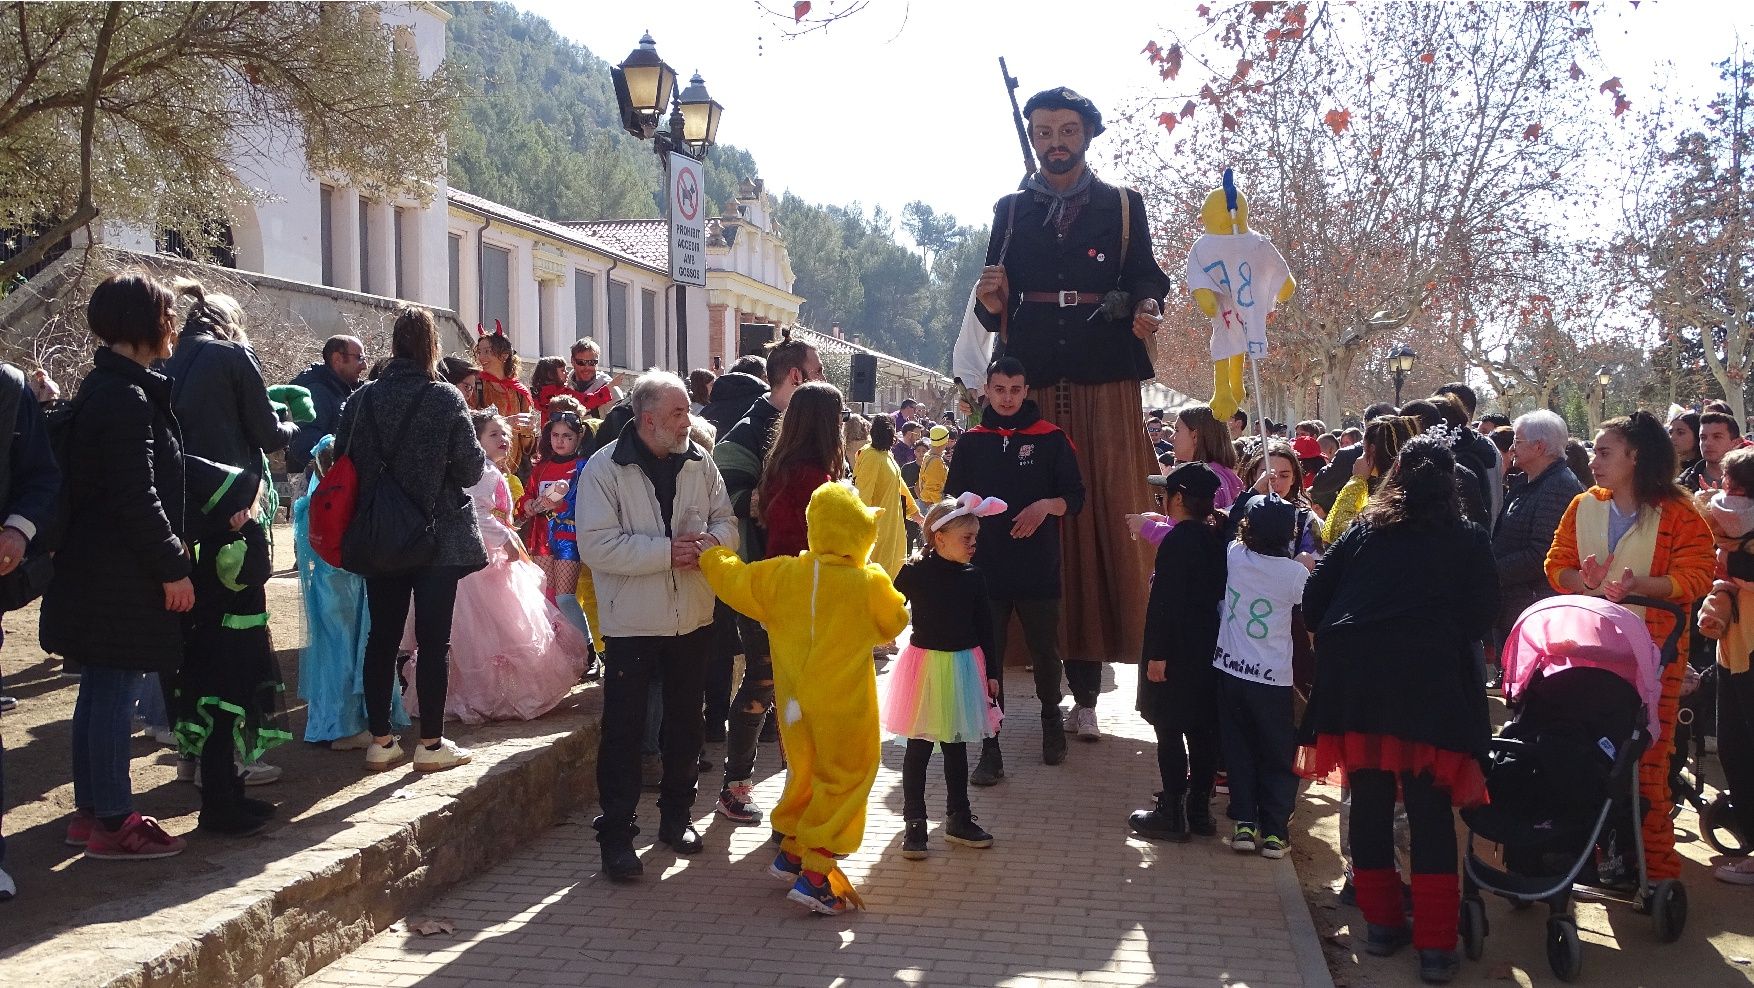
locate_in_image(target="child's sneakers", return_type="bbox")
[944,813,994,848]
[1260,834,1289,859]
[767,849,803,882]
[84,813,187,860]
[902,820,929,860]
[716,781,764,825]
[1231,823,1258,853]
[413,738,472,773]
[787,873,852,915]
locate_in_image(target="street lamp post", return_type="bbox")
[1311,369,1324,418]
[612,33,724,373]
[1388,344,1417,408]
[1597,365,1612,421]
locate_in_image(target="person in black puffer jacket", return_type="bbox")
[334,306,486,775]
[42,271,195,860]
[699,368,769,442]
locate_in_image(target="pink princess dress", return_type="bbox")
[403,464,587,723]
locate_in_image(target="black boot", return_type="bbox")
[594,815,643,880]
[1418,949,1460,984]
[901,819,929,860]
[1185,788,1218,837]
[198,773,266,837]
[658,817,704,855]
[233,766,275,820]
[1041,711,1068,766]
[969,738,1005,786]
[1128,791,1190,842]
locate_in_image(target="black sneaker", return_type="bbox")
[716,782,764,825]
[1128,792,1189,842]
[197,805,267,837]
[239,796,276,819]
[1418,948,1460,983]
[970,738,1005,786]
[945,812,993,848]
[658,819,704,855]
[902,819,929,860]
[1041,713,1067,766]
[1364,923,1413,957]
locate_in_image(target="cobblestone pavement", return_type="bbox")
[304,661,1331,988]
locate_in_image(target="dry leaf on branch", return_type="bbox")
[1324,107,1352,134]
[793,1,811,22]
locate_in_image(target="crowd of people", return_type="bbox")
[0,266,1747,988]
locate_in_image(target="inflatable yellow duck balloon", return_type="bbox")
[1185,170,1296,420]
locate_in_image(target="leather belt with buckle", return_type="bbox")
[1020,290,1103,308]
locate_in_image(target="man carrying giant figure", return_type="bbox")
[972,87,1171,752]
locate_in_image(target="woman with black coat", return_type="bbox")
[334,306,487,775]
[1297,436,1499,984]
[41,271,194,860]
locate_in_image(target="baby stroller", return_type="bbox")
[1459,595,1687,982]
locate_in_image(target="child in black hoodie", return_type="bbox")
[1130,462,1228,841]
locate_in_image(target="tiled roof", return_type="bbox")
[563,219,668,272]
[445,188,667,274]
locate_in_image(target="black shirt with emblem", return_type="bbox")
[943,400,1086,600]
[974,177,1173,386]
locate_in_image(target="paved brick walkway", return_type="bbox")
[304,662,1330,988]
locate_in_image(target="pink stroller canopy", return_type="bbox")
[1499,595,1663,741]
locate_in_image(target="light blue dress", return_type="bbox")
[293,487,407,740]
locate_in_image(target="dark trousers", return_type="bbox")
[722,613,774,785]
[597,627,711,830]
[902,738,970,821]
[702,602,741,741]
[199,707,239,808]
[1217,674,1298,837]
[990,597,1067,721]
[1148,667,1219,796]
[1065,660,1102,708]
[1719,668,1754,839]
[1349,768,1456,875]
[364,566,465,739]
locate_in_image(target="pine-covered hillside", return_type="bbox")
[441,2,981,370]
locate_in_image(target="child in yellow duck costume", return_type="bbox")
[701,481,911,915]
[1186,170,1297,421]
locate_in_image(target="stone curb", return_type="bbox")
[1280,842,1339,988]
[1,712,601,988]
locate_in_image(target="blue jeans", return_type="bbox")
[72,665,146,819]
[133,671,168,730]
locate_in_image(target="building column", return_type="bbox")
[331,187,361,293]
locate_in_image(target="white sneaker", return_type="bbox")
[239,760,282,786]
[1075,706,1101,741]
[412,738,473,773]
[364,739,407,772]
[0,865,15,901]
[1715,857,1754,885]
[330,730,375,751]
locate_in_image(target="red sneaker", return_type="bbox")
[64,809,95,847]
[84,813,187,860]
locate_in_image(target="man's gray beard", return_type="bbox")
[1041,152,1083,175]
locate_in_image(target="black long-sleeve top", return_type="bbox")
[973,179,1173,385]
[1140,519,1227,671]
[895,553,999,681]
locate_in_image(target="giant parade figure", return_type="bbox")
[971,86,1172,739]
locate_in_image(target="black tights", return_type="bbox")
[1348,769,1456,876]
[1150,687,1218,797]
[364,566,464,739]
[902,739,970,821]
[200,707,237,802]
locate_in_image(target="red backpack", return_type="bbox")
[308,391,368,566]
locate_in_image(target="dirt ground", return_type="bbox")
[0,520,597,954]
[1292,690,1754,987]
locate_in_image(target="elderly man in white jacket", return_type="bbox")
[577,370,737,881]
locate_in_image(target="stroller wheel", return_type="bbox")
[1460,897,1487,961]
[1649,879,1687,943]
[1546,917,1582,982]
[1701,793,1751,858]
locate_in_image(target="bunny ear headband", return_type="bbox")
[931,492,1008,532]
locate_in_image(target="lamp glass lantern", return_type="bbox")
[1597,366,1613,388]
[1390,345,1417,375]
[1311,370,1324,388]
[677,71,723,154]
[618,33,677,121]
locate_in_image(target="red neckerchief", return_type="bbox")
[969,417,1066,452]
